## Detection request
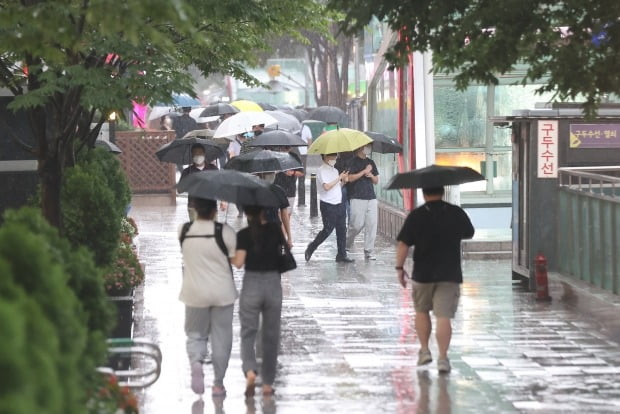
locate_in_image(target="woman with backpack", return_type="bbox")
[231,204,287,398]
[178,197,237,397]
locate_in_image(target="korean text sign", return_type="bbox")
[538,120,558,178]
[569,124,620,148]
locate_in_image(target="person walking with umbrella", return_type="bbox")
[345,143,379,260]
[173,106,199,171]
[178,197,238,397]
[394,186,475,373]
[180,143,218,221]
[304,153,353,263]
[231,204,290,398]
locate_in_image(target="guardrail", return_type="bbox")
[558,167,620,294]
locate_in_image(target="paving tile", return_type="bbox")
[130,195,620,414]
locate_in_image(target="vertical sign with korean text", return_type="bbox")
[537,120,558,178]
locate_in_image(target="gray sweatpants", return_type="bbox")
[346,198,378,253]
[239,271,282,386]
[185,304,234,387]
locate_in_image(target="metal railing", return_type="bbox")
[97,338,162,389]
[557,167,620,294]
[559,167,620,201]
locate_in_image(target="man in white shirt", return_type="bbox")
[178,198,237,397]
[304,153,353,263]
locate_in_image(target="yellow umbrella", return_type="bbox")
[231,100,263,112]
[307,128,373,154]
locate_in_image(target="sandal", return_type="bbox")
[244,370,256,398]
[262,386,275,397]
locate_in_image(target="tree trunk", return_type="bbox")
[39,154,63,228]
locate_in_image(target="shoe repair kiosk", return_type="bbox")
[503,105,620,289]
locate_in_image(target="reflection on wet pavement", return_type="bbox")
[131,194,620,413]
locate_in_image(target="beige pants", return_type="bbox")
[411,281,460,318]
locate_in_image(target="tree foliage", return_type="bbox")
[0,0,326,226]
[330,0,620,115]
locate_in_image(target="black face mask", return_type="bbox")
[254,130,263,137]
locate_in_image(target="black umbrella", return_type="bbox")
[364,131,403,154]
[224,149,302,173]
[308,106,349,126]
[247,130,307,148]
[199,103,239,118]
[386,164,486,189]
[176,170,282,207]
[155,137,224,165]
[95,139,122,154]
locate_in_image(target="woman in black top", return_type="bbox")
[231,205,284,398]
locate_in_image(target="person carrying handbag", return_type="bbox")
[231,205,291,398]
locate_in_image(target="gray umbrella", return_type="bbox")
[224,149,302,173]
[199,103,239,118]
[386,164,485,189]
[177,169,282,207]
[308,106,349,127]
[264,110,302,133]
[247,130,308,148]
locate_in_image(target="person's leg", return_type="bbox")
[185,306,211,394]
[433,282,461,361]
[334,201,349,258]
[346,199,364,250]
[239,277,262,378]
[415,311,432,351]
[435,318,452,360]
[209,304,234,388]
[185,306,210,363]
[363,199,378,256]
[260,275,283,392]
[412,282,434,365]
[306,202,336,261]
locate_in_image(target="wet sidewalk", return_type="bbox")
[131,194,620,414]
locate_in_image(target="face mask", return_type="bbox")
[254,130,263,137]
[363,147,372,156]
[193,155,205,165]
[327,159,337,167]
[243,131,255,139]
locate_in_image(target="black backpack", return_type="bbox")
[179,221,232,273]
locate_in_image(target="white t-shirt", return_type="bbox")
[299,125,312,156]
[317,163,342,205]
[178,220,237,307]
[227,139,241,157]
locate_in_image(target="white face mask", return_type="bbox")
[327,159,337,167]
[193,155,205,165]
[363,147,372,156]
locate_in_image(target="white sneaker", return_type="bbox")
[437,358,451,373]
[417,349,432,365]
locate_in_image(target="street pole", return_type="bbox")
[310,173,318,217]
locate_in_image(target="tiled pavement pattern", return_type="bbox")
[131,195,620,414]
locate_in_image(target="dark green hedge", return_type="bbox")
[61,148,131,266]
[0,208,114,414]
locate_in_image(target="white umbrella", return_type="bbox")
[213,111,278,138]
[148,106,178,121]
